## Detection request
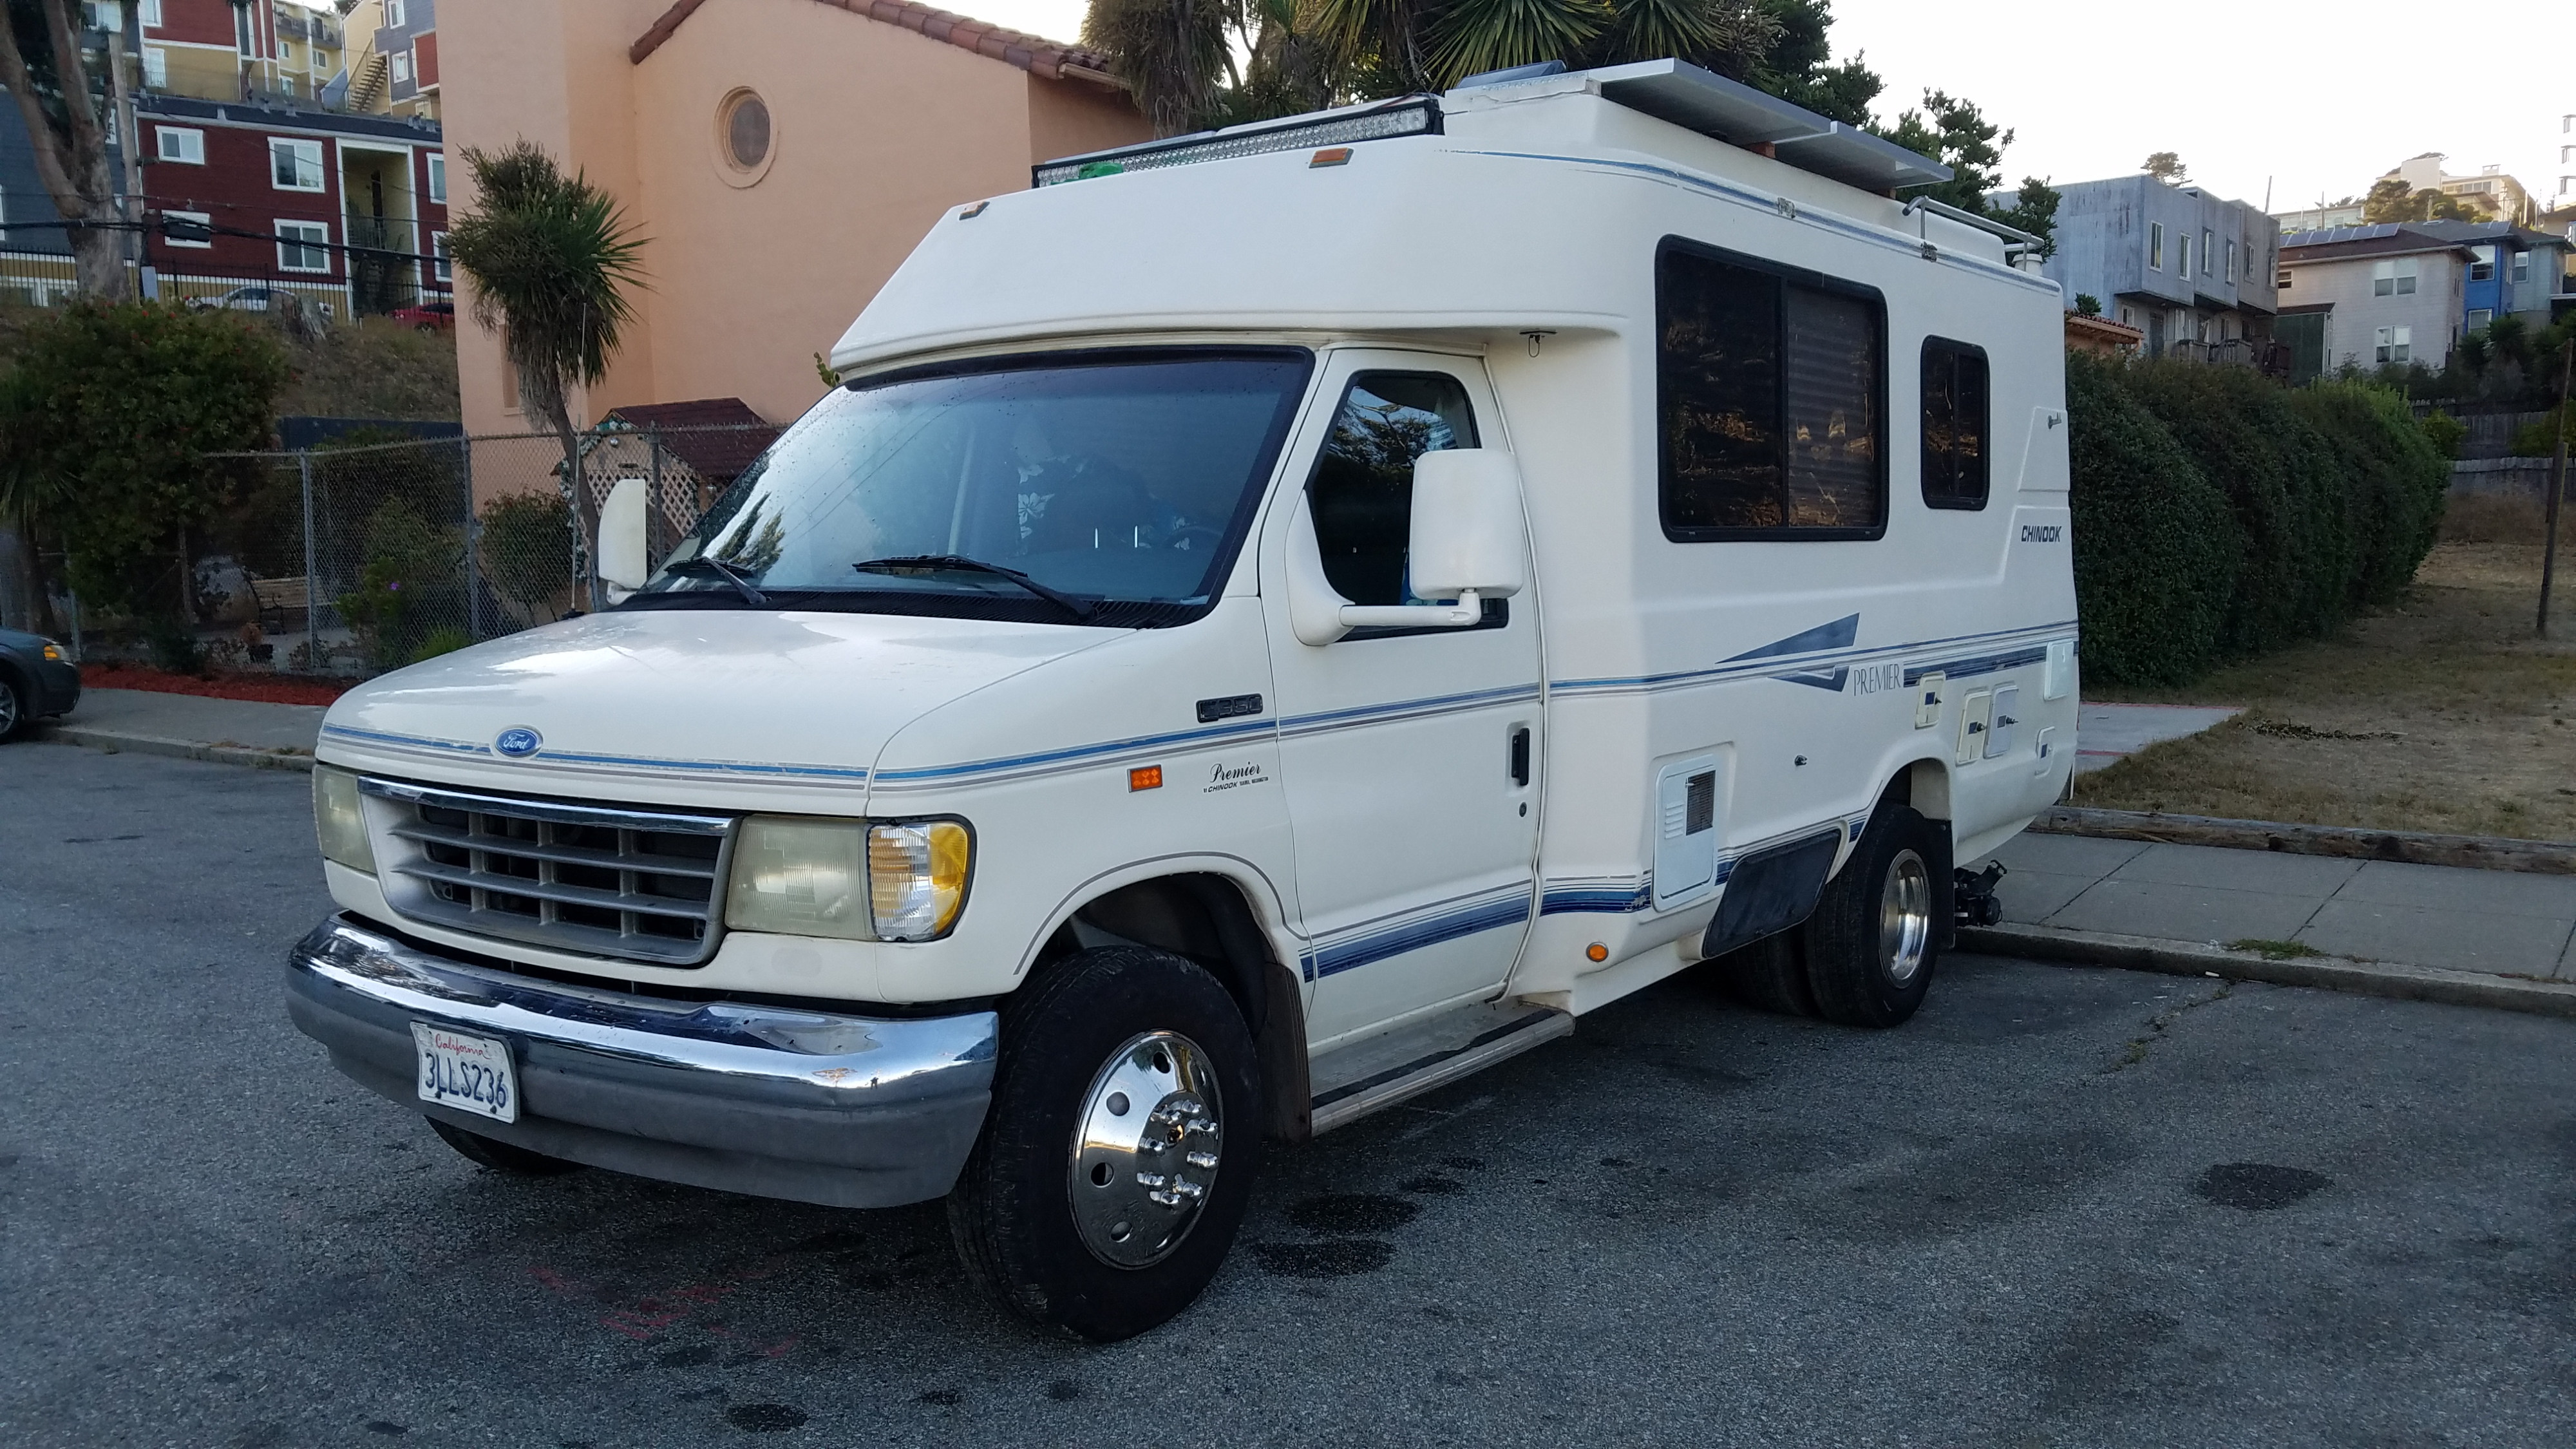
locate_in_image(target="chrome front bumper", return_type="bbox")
[285,916,998,1209]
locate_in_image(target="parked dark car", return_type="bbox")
[0,628,80,739]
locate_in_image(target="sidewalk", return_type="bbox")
[35,687,323,771]
[1969,831,2576,1016]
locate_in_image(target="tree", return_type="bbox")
[2141,151,2187,185]
[2,300,287,621]
[2361,176,2478,224]
[1088,0,1784,135]
[1991,175,2060,258]
[445,142,647,610]
[0,0,126,296]
[1745,0,1877,125]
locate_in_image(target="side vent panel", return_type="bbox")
[1653,753,1725,908]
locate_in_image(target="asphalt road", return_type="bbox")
[6,744,2574,1448]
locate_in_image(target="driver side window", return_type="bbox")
[1308,373,1479,607]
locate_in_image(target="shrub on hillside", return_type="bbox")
[2063,355,2237,685]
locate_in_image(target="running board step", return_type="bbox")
[1307,1002,1572,1135]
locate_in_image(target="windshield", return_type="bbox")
[632,349,1313,626]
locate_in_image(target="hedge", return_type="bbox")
[2065,357,2446,686]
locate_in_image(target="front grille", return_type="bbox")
[361,778,736,965]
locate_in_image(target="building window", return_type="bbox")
[1656,239,1887,540]
[2372,258,2418,296]
[2203,230,2215,278]
[1919,338,1989,511]
[2468,308,2493,329]
[2277,270,2293,289]
[270,138,324,191]
[2374,325,2411,364]
[155,126,203,164]
[140,0,159,24]
[2226,238,2237,281]
[276,220,330,272]
[2149,222,2164,270]
[385,0,405,25]
[2511,252,2530,285]
[2119,305,2134,327]
[430,231,450,283]
[161,209,211,249]
[2469,245,2495,282]
[721,90,772,171]
[235,1,253,55]
[142,45,164,86]
[2181,234,2193,279]
[389,51,411,85]
[425,152,446,204]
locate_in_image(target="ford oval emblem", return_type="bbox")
[493,727,544,759]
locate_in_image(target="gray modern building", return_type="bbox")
[2038,174,2280,368]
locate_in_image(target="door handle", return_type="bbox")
[1509,726,1531,788]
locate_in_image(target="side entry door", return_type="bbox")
[1259,350,1542,1046]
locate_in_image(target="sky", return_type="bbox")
[954,0,2575,215]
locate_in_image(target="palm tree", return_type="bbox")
[445,142,647,610]
[1087,0,1781,136]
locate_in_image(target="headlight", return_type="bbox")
[41,642,63,661]
[866,820,973,942]
[312,764,375,873]
[723,816,973,943]
[727,816,872,940]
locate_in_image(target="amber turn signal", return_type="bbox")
[1129,765,1163,791]
[1586,942,1609,962]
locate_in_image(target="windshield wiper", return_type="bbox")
[853,554,1096,622]
[663,554,768,605]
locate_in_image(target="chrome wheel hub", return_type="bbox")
[1880,848,1933,987]
[1069,1030,1224,1269]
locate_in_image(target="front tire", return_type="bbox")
[1801,806,1943,1028]
[947,945,1262,1342]
[0,674,26,740]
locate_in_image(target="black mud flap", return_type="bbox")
[1700,829,1843,960]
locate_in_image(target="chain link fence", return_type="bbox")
[35,423,776,677]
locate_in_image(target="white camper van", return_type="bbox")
[287,59,2076,1341]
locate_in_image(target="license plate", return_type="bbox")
[412,1023,519,1123]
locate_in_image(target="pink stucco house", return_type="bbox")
[441,0,1147,462]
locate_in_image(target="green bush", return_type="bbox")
[477,489,576,626]
[408,625,475,663]
[2066,358,2450,685]
[2512,402,2571,459]
[2290,382,2449,609]
[2064,355,2237,685]
[2420,409,2465,461]
[335,497,462,672]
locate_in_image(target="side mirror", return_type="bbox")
[597,477,650,592]
[1284,449,1530,645]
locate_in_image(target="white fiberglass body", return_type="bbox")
[313,64,2076,1058]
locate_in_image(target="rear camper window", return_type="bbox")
[1656,240,1886,541]
[1918,337,1991,510]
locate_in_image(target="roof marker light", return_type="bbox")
[1310,147,1353,168]
[1034,97,1439,187]
[958,200,989,218]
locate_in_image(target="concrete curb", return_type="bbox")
[38,724,315,773]
[2031,804,2576,876]
[1960,922,2576,1019]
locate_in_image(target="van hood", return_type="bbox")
[316,609,1116,810]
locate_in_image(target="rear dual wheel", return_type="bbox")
[1721,806,1942,1028]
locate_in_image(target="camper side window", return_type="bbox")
[1309,371,1500,630]
[1919,337,1990,510]
[1656,240,1886,540]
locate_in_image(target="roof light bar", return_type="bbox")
[1034,98,1440,187]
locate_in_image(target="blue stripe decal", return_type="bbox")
[874,715,1279,784]
[1539,880,1653,916]
[1728,614,1861,663]
[1453,149,2061,294]
[1905,647,2048,687]
[1553,620,2076,698]
[1313,893,1533,977]
[319,724,875,782]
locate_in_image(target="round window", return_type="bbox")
[723,91,770,171]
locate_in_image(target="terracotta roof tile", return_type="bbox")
[630,0,1119,86]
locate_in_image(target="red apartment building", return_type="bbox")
[129,0,448,317]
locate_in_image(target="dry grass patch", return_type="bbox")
[276,317,460,421]
[2075,538,2576,840]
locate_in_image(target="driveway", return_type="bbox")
[4,747,2570,1446]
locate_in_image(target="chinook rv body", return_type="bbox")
[287,59,2075,1340]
